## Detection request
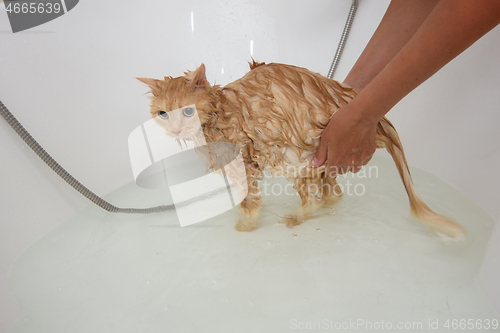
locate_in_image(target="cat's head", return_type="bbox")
[137,64,217,138]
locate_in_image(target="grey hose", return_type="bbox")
[327,0,358,79]
[0,100,228,214]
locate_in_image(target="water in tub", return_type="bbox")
[6,154,499,333]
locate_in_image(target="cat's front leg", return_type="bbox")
[235,165,262,231]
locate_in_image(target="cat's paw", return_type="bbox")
[323,194,342,207]
[235,216,258,232]
[284,214,305,228]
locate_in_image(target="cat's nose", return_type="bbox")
[174,129,181,135]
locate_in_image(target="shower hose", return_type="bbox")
[0,0,357,214]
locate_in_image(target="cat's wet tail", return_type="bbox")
[375,117,466,241]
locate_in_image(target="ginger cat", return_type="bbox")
[138,61,465,240]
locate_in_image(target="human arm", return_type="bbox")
[312,0,500,175]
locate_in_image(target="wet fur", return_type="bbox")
[138,61,466,240]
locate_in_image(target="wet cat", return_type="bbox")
[137,61,465,240]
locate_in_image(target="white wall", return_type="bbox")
[1,0,499,330]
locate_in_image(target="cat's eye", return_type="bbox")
[183,107,195,117]
[158,111,169,119]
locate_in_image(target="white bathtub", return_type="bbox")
[1,0,499,331]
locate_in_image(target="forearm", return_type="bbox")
[344,0,439,92]
[349,0,500,123]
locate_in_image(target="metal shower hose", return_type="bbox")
[0,1,357,214]
[327,0,358,79]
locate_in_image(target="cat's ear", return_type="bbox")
[185,64,209,92]
[136,77,162,94]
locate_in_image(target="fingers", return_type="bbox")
[311,138,328,167]
[325,147,340,178]
[312,106,378,177]
[325,145,351,178]
[325,146,361,178]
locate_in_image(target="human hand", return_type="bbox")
[311,103,378,177]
